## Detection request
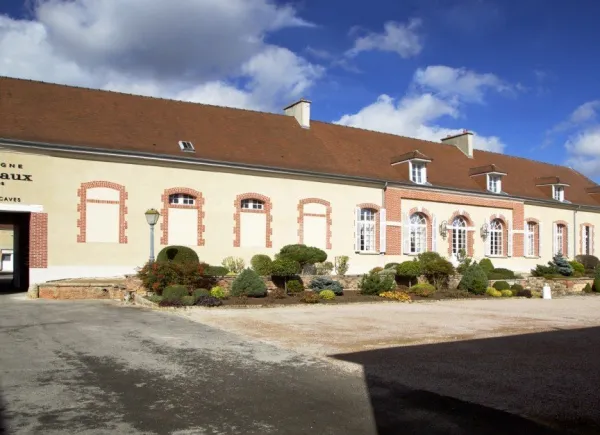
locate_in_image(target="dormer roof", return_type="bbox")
[469,164,507,176]
[390,150,432,165]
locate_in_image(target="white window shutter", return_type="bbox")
[507,220,513,257]
[539,221,543,257]
[402,212,410,254]
[431,215,437,253]
[379,208,387,253]
[552,223,557,256]
[567,224,574,258]
[354,207,361,252]
[592,226,595,256]
[485,218,491,257]
[523,220,527,257]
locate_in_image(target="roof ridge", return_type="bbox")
[474,147,591,175]
[0,75,291,120]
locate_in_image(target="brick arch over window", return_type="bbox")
[160,187,205,246]
[579,222,594,256]
[234,193,273,248]
[525,217,540,257]
[77,181,128,243]
[489,214,509,257]
[408,207,433,252]
[298,198,332,250]
[356,203,381,252]
[553,220,569,256]
[447,210,474,256]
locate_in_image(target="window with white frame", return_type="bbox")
[169,193,196,205]
[450,216,467,255]
[489,219,503,256]
[553,185,565,202]
[358,208,376,252]
[410,162,427,184]
[555,224,565,255]
[241,198,264,210]
[409,213,427,254]
[526,221,537,257]
[583,225,591,255]
[487,174,502,193]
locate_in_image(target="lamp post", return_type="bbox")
[144,209,160,262]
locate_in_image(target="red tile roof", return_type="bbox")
[1,76,598,206]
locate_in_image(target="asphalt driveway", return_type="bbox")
[1,293,599,434]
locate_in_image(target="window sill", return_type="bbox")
[524,255,540,259]
[486,255,507,258]
[356,251,382,255]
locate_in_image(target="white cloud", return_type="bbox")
[413,65,513,103]
[334,66,508,153]
[0,0,321,111]
[346,19,423,58]
[561,102,600,176]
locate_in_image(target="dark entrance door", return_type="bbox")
[0,211,30,292]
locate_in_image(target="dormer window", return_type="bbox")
[553,185,565,202]
[178,141,195,152]
[410,161,427,184]
[487,174,502,193]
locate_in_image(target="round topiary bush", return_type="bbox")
[193,288,210,299]
[486,287,502,297]
[510,283,524,292]
[251,254,273,276]
[163,285,189,302]
[492,281,511,291]
[478,258,494,276]
[384,262,401,270]
[156,245,199,264]
[286,279,304,294]
[516,289,532,298]
[210,286,227,299]
[230,268,267,297]
[458,263,489,295]
[569,261,585,275]
[319,290,336,300]
[500,289,513,297]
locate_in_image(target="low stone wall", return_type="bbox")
[513,277,593,295]
[36,282,127,300]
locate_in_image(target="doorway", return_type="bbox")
[0,212,30,292]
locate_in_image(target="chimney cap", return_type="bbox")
[283,98,311,111]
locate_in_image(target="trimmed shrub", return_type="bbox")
[583,283,593,293]
[210,286,227,299]
[278,244,327,270]
[458,263,488,295]
[569,261,585,275]
[492,281,511,291]
[251,254,273,276]
[486,287,502,297]
[501,289,513,297]
[575,255,600,271]
[418,252,455,290]
[396,260,422,287]
[384,262,401,270]
[531,290,542,298]
[478,258,495,276]
[156,245,199,264]
[359,272,396,295]
[516,289,533,298]
[319,290,336,300]
[315,261,334,275]
[221,256,245,274]
[487,268,516,280]
[195,296,223,307]
[163,285,189,302]
[204,265,229,277]
[552,254,573,276]
[531,263,557,277]
[137,261,216,295]
[410,283,436,297]
[230,269,267,297]
[379,291,411,302]
[510,283,524,292]
[193,288,211,299]
[594,267,600,292]
[309,277,344,295]
[286,279,304,294]
[299,291,320,304]
[334,256,350,276]
[370,267,384,273]
[181,296,196,306]
[270,257,302,292]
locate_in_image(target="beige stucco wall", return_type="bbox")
[0,227,13,250]
[0,148,384,281]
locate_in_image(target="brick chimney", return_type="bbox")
[441,130,474,158]
[284,99,311,129]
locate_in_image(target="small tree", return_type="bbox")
[315,261,334,275]
[396,260,421,287]
[552,254,573,276]
[230,268,267,297]
[278,244,327,273]
[478,258,494,276]
[251,254,273,276]
[221,256,245,274]
[359,272,396,295]
[458,263,489,295]
[417,252,455,290]
[334,256,350,276]
[456,249,473,274]
[270,258,301,293]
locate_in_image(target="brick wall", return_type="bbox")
[298,198,333,249]
[77,181,128,243]
[233,193,273,248]
[29,212,48,268]
[160,187,205,246]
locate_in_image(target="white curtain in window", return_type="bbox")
[409,213,427,254]
[358,208,376,252]
[450,216,467,256]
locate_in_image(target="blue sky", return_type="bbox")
[1,0,600,178]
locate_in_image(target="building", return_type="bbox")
[1,76,599,290]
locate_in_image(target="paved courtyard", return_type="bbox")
[1,293,600,434]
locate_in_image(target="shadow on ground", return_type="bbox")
[333,326,600,435]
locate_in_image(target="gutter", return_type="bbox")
[2,137,600,213]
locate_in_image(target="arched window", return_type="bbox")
[409,213,427,254]
[555,223,567,255]
[358,208,377,252]
[169,193,195,205]
[450,216,467,256]
[241,198,264,210]
[525,221,538,257]
[489,219,503,256]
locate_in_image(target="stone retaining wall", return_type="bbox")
[35,282,127,300]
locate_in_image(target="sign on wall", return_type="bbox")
[0,162,33,203]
